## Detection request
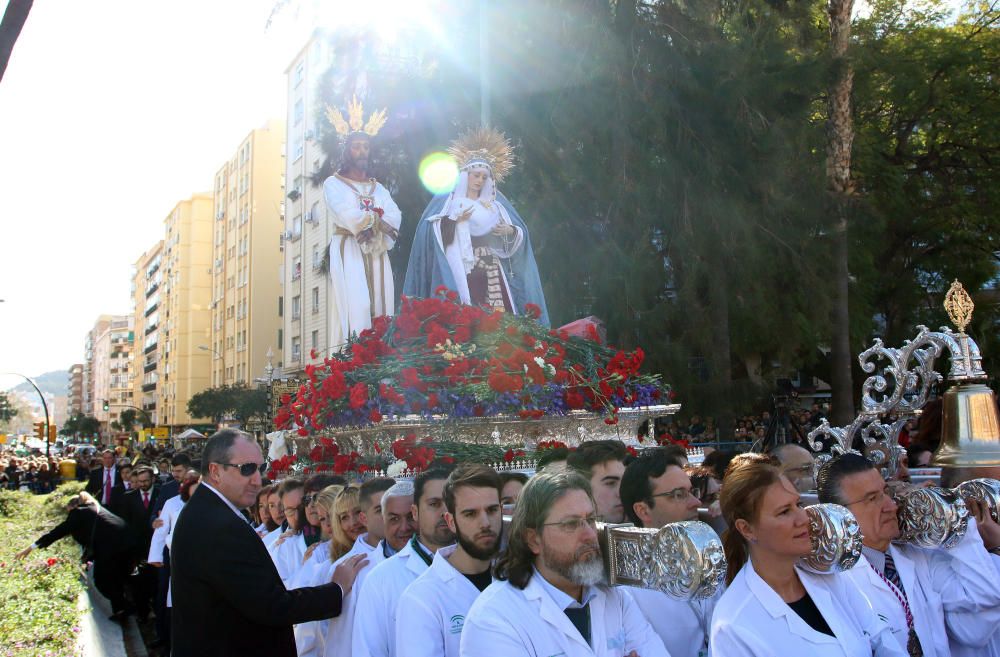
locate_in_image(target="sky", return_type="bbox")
[0,0,312,391]
[0,0,970,393]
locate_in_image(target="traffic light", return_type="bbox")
[102,399,110,412]
[34,421,45,440]
[48,425,57,443]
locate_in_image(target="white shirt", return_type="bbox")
[396,545,492,657]
[351,539,433,657]
[460,571,669,657]
[262,525,285,549]
[271,533,307,587]
[147,494,185,562]
[845,517,1000,657]
[711,560,905,657]
[291,540,334,657]
[321,534,384,657]
[627,582,721,657]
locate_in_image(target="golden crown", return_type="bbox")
[447,126,515,183]
[325,95,388,138]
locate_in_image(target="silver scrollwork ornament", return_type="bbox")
[895,487,969,549]
[955,478,1000,523]
[798,504,863,574]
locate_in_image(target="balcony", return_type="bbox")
[144,343,157,355]
[142,402,157,412]
[142,383,157,393]
[144,362,157,373]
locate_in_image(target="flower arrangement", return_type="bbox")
[271,289,672,477]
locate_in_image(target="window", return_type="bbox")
[311,330,319,351]
[278,296,283,317]
[291,336,301,361]
[293,98,304,126]
[312,244,322,270]
[294,62,304,87]
[290,214,302,239]
[292,256,301,281]
[311,286,319,314]
[278,328,283,349]
[292,295,300,320]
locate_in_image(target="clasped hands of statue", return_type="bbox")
[452,206,515,237]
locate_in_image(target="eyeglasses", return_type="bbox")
[650,486,696,503]
[219,462,267,477]
[843,486,891,508]
[284,505,300,515]
[303,494,315,506]
[542,514,599,533]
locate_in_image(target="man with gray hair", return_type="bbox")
[170,429,368,657]
[460,470,668,657]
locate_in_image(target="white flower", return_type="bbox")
[386,460,407,477]
[534,356,546,368]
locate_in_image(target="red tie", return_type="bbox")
[143,492,150,510]
[104,470,112,505]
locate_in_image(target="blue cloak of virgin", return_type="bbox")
[402,191,550,327]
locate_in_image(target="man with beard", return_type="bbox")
[323,97,401,348]
[396,464,503,657]
[567,440,628,523]
[353,467,455,657]
[818,453,1000,657]
[461,471,667,657]
[619,448,720,657]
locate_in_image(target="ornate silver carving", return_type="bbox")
[807,323,986,478]
[799,504,862,574]
[601,521,725,601]
[956,478,1000,523]
[895,486,969,549]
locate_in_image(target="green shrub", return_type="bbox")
[0,485,88,656]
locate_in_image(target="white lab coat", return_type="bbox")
[844,517,1000,657]
[947,552,1000,657]
[147,494,185,562]
[710,561,906,657]
[627,583,721,657]
[262,526,284,549]
[271,533,307,587]
[321,535,384,657]
[292,542,334,657]
[460,574,670,657]
[396,545,489,657]
[351,539,432,657]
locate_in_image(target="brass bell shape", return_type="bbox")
[933,382,1000,468]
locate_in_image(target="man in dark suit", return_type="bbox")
[148,451,192,650]
[170,429,367,657]
[119,464,160,621]
[16,491,137,620]
[86,449,125,512]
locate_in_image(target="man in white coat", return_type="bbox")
[323,116,402,349]
[817,453,1000,657]
[396,464,503,657]
[269,479,307,586]
[460,470,669,657]
[352,467,455,657]
[619,448,721,657]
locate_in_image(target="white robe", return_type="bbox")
[844,517,1000,657]
[322,534,385,657]
[291,540,333,657]
[459,574,670,657]
[351,539,432,657]
[627,583,721,657]
[948,553,1000,657]
[324,175,402,349]
[710,561,905,657]
[396,545,490,657]
[270,533,307,587]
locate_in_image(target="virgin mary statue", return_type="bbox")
[402,127,549,326]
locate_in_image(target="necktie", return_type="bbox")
[104,470,112,505]
[564,604,591,647]
[884,551,904,593]
[142,492,149,510]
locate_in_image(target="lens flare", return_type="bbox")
[418,152,458,195]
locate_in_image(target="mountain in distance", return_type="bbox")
[6,370,71,398]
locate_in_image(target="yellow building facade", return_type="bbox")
[132,242,163,425]
[210,119,286,387]
[157,194,214,428]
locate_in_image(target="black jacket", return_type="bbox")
[170,484,344,657]
[85,466,126,511]
[35,503,136,561]
[118,487,160,555]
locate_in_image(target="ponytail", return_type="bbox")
[722,527,748,586]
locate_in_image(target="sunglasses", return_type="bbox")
[219,462,267,477]
[303,494,316,505]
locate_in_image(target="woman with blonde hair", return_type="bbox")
[330,485,365,561]
[710,453,905,656]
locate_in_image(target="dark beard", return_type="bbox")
[456,525,500,561]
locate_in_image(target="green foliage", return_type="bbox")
[119,409,138,432]
[0,392,18,423]
[0,483,88,657]
[188,384,270,425]
[59,413,101,438]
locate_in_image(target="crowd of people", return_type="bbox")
[12,425,1000,657]
[0,450,64,493]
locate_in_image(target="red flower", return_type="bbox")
[604,416,619,425]
[348,383,368,409]
[297,428,310,436]
[46,557,58,567]
[369,408,383,423]
[625,446,639,457]
[309,348,318,359]
[504,448,515,462]
[524,303,542,320]
[434,285,450,297]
